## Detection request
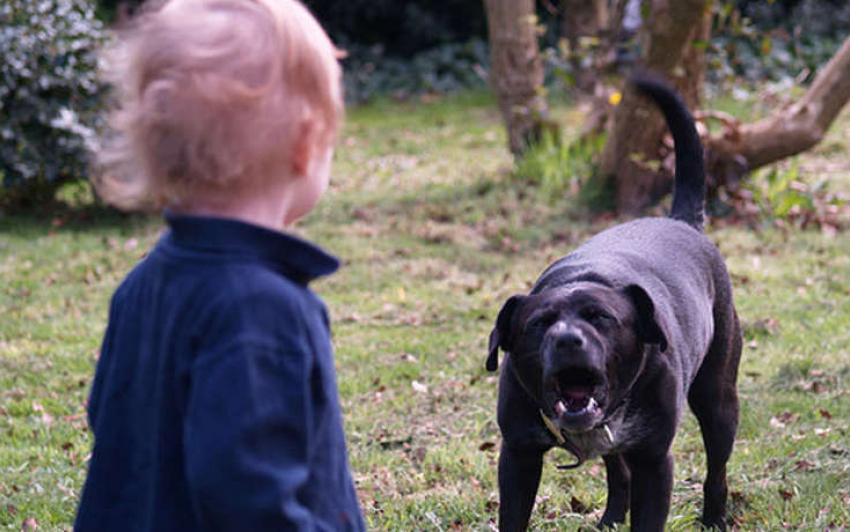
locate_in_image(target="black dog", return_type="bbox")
[486,74,742,531]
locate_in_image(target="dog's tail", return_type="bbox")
[632,72,706,231]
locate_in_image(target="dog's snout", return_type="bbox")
[555,331,585,351]
[544,326,598,376]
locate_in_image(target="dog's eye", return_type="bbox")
[581,308,612,325]
[527,314,555,331]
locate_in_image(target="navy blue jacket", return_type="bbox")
[75,214,365,531]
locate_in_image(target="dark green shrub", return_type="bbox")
[302,0,487,58]
[710,0,849,85]
[343,39,489,103]
[0,0,107,203]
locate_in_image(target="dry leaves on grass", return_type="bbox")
[770,411,799,428]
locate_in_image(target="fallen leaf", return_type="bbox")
[124,238,138,250]
[411,381,428,394]
[21,517,37,531]
[817,408,832,420]
[570,495,591,514]
[479,442,496,452]
[792,460,815,472]
[778,489,795,501]
[773,411,798,425]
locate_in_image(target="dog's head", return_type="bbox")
[487,282,667,434]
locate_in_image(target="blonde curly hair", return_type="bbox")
[94,0,343,210]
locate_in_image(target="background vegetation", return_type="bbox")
[0,0,106,205]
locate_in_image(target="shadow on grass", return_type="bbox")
[0,200,158,241]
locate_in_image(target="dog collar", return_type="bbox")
[539,409,614,470]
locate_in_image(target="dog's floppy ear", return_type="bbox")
[624,284,668,353]
[487,295,526,371]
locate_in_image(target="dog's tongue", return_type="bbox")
[564,389,589,401]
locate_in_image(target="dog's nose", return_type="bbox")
[555,331,585,351]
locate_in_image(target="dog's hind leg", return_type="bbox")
[599,453,630,528]
[498,443,545,532]
[688,307,742,531]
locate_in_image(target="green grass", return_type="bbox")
[1,90,850,530]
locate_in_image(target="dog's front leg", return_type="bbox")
[599,453,630,528]
[624,452,673,532]
[498,442,544,532]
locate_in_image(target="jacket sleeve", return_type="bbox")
[182,330,317,531]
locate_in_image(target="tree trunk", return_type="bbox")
[706,34,850,191]
[483,0,549,156]
[595,0,710,215]
[561,0,609,94]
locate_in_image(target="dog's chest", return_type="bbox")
[562,413,639,460]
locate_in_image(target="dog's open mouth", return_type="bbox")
[548,369,604,430]
[555,388,598,416]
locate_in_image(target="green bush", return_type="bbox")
[709,0,849,85]
[343,39,489,103]
[514,130,607,207]
[302,0,487,59]
[0,0,107,202]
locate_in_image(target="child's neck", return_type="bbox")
[172,183,296,231]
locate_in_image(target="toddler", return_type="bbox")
[74,0,365,530]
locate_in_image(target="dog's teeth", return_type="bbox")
[588,397,597,410]
[556,400,567,415]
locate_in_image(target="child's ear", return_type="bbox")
[290,120,318,177]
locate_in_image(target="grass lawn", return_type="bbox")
[1,90,849,530]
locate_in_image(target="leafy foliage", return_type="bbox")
[514,130,607,201]
[343,40,489,103]
[0,0,107,199]
[726,163,849,232]
[302,0,487,59]
[709,0,850,84]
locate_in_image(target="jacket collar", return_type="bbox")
[164,212,339,285]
